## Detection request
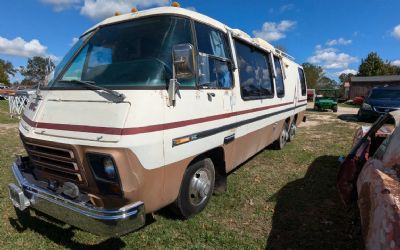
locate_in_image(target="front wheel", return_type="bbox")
[332,105,338,113]
[172,158,215,219]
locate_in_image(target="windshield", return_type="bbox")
[370,89,400,99]
[47,33,92,86]
[50,16,193,89]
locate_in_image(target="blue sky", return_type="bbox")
[1,0,400,82]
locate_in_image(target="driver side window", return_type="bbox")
[195,22,232,89]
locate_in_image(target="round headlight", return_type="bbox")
[103,158,116,179]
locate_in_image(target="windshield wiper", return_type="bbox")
[59,80,126,102]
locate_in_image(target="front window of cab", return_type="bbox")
[49,16,193,89]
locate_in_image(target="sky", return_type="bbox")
[1,0,400,82]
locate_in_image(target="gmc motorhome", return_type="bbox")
[8,6,307,236]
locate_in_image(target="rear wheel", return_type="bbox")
[332,105,338,113]
[287,122,297,142]
[172,158,215,219]
[273,123,288,150]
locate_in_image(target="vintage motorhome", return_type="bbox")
[8,6,307,236]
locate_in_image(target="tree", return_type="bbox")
[302,63,325,89]
[358,52,400,76]
[318,76,337,88]
[21,56,55,85]
[0,59,16,86]
[338,73,355,83]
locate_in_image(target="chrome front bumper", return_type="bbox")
[8,161,145,236]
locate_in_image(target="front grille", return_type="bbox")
[23,140,85,184]
[374,106,399,113]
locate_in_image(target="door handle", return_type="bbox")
[207,92,215,101]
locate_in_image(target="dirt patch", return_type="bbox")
[0,123,18,129]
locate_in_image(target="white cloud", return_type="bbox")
[391,60,400,66]
[0,36,59,61]
[308,46,358,69]
[326,38,352,46]
[253,20,296,42]
[41,0,82,11]
[80,0,169,20]
[392,24,400,39]
[186,6,196,11]
[335,69,358,76]
[70,37,79,46]
[279,4,295,13]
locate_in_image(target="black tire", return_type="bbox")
[273,122,288,150]
[332,105,338,113]
[172,158,215,219]
[287,122,296,142]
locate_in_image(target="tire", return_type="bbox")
[273,122,288,150]
[332,105,338,113]
[287,122,297,142]
[172,158,215,219]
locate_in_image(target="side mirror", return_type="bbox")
[172,43,195,80]
[168,44,194,107]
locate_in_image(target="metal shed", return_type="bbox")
[349,75,400,99]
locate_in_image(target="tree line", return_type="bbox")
[302,52,400,90]
[0,56,55,87]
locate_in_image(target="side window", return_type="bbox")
[273,56,285,98]
[298,68,307,96]
[235,39,274,100]
[195,22,232,89]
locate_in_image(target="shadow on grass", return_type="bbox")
[8,209,157,249]
[265,155,364,250]
[338,114,360,122]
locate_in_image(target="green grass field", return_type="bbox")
[0,100,363,249]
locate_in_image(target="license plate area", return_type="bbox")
[8,183,30,211]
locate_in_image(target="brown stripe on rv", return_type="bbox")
[21,101,294,135]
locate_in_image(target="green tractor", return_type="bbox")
[314,89,338,112]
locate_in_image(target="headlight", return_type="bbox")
[103,157,116,180]
[87,153,118,182]
[86,153,121,195]
[362,103,372,110]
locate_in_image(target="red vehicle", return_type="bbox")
[352,96,364,105]
[337,111,400,249]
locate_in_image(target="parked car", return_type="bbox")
[314,89,338,112]
[0,84,10,100]
[352,96,364,105]
[358,86,400,121]
[337,111,400,250]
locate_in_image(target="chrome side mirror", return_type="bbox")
[172,43,195,80]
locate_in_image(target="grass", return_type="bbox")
[0,100,364,249]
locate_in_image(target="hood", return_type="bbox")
[367,98,400,108]
[21,91,131,143]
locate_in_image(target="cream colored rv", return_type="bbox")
[8,6,307,236]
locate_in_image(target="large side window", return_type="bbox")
[195,22,232,89]
[298,68,307,96]
[235,39,274,100]
[273,56,285,98]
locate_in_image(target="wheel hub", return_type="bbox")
[189,169,211,206]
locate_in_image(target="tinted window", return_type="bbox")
[273,56,285,97]
[195,22,229,58]
[235,40,274,100]
[370,89,400,99]
[298,68,307,96]
[53,16,193,88]
[196,22,232,89]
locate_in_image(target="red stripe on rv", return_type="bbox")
[21,101,294,135]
